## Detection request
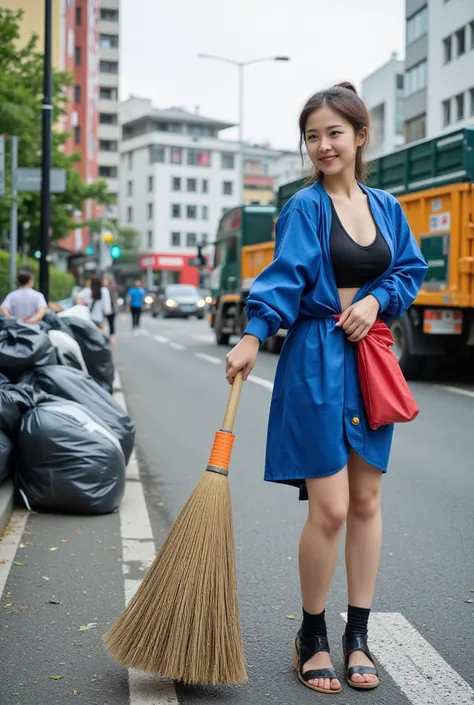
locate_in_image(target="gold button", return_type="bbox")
[352,417,360,426]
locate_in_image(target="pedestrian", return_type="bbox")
[102,276,118,346]
[0,270,48,325]
[127,279,146,333]
[78,276,112,331]
[225,83,427,694]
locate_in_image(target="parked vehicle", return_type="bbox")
[151,284,206,319]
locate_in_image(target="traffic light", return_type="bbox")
[103,231,114,243]
[85,246,94,255]
[110,245,122,259]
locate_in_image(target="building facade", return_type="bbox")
[119,98,286,286]
[362,56,405,160]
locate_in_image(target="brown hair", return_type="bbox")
[91,277,102,301]
[299,82,370,183]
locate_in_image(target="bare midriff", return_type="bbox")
[338,287,360,312]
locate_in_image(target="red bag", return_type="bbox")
[356,321,419,430]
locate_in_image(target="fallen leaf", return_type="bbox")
[0,559,7,564]
[60,540,69,544]
[49,599,60,605]
[3,603,12,608]
[465,598,474,604]
[76,529,83,535]
[49,547,59,552]
[73,690,79,695]
[49,675,62,680]
[286,615,297,620]
[79,622,97,631]
[14,561,23,567]
[42,576,50,581]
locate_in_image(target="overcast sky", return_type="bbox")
[121,0,405,152]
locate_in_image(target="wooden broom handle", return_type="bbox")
[222,370,243,432]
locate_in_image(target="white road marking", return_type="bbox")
[154,335,169,344]
[0,510,29,596]
[138,329,150,337]
[169,342,185,351]
[248,375,274,391]
[114,372,178,704]
[341,612,474,705]
[434,384,474,399]
[195,352,221,365]
[191,333,216,342]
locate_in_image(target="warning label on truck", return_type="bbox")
[429,212,450,232]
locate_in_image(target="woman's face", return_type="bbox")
[304,106,366,179]
[102,277,110,287]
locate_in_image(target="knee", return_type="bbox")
[349,488,381,520]
[309,501,348,537]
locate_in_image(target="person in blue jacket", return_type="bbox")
[226,82,427,695]
[127,280,147,333]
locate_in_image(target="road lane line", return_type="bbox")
[195,352,221,364]
[114,372,178,705]
[154,335,169,343]
[138,330,150,337]
[342,612,474,704]
[170,342,185,351]
[248,375,274,391]
[434,384,474,399]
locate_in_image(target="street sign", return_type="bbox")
[15,167,66,193]
[0,138,5,196]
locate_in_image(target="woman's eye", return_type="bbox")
[330,131,341,136]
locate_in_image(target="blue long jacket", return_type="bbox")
[243,181,428,500]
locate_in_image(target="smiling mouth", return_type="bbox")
[320,155,338,163]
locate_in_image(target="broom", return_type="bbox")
[103,370,247,686]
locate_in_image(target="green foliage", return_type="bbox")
[0,8,111,248]
[0,249,75,302]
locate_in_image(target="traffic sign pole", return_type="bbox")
[9,136,19,288]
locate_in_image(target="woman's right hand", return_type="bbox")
[225,334,260,384]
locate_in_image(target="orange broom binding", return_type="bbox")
[206,430,235,476]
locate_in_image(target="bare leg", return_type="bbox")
[298,467,349,691]
[345,450,383,685]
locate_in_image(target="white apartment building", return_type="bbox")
[361,55,405,160]
[269,151,307,189]
[98,0,120,221]
[119,97,285,286]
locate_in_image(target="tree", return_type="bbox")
[0,8,111,250]
[82,221,140,254]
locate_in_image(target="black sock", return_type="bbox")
[345,605,371,638]
[302,608,327,638]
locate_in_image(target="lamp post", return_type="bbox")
[39,0,53,300]
[197,54,290,207]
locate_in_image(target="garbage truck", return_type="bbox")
[210,127,474,375]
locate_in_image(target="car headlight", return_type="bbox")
[166,299,178,308]
[197,299,205,307]
[205,296,212,304]
[144,295,153,304]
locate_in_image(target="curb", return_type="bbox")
[0,480,14,535]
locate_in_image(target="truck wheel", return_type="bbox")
[389,318,422,380]
[265,335,283,354]
[214,315,230,345]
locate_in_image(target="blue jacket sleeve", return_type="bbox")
[243,204,321,343]
[369,198,428,321]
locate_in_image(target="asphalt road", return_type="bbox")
[0,312,473,705]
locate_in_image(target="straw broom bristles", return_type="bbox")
[103,374,247,686]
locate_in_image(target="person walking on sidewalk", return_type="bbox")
[1,271,48,324]
[127,280,146,333]
[225,83,427,694]
[78,276,112,331]
[102,276,118,346]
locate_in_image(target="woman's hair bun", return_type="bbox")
[336,81,358,95]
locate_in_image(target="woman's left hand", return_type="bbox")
[336,295,380,342]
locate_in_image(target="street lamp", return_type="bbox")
[197,54,290,206]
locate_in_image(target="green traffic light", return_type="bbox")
[110,245,121,259]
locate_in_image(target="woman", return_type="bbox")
[225,83,427,694]
[78,276,112,330]
[102,276,117,346]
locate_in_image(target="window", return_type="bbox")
[148,203,153,219]
[442,99,451,126]
[99,140,118,152]
[188,149,211,166]
[223,181,233,195]
[191,125,207,137]
[170,147,182,164]
[405,60,427,96]
[171,204,181,218]
[149,145,165,163]
[222,207,228,216]
[172,177,181,191]
[226,236,238,264]
[456,26,466,57]
[100,112,117,124]
[470,88,474,117]
[75,46,81,65]
[187,178,197,192]
[202,205,208,220]
[148,175,154,192]
[76,6,82,24]
[153,122,182,133]
[126,180,133,196]
[396,97,404,135]
[455,92,465,121]
[127,152,133,170]
[443,36,452,64]
[100,60,118,74]
[186,233,197,247]
[171,232,181,247]
[396,74,404,91]
[222,153,235,169]
[101,8,119,21]
[100,86,117,100]
[100,34,119,49]
[404,114,426,143]
[74,84,81,103]
[202,179,209,193]
[99,165,117,178]
[187,205,197,219]
[74,125,81,145]
[147,231,153,249]
[127,207,133,223]
[406,5,428,44]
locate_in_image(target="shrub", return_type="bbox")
[0,250,75,303]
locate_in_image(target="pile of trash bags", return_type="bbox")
[0,309,134,515]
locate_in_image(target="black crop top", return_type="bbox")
[329,200,391,288]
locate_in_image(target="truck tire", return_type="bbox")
[214,315,230,345]
[265,335,283,354]
[389,318,422,380]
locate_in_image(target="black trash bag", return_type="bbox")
[65,317,114,393]
[20,365,135,463]
[0,377,38,437]
[38,309,74,337]
[17,398,126,515]
[0,428,13,485]
[0,318,56,380]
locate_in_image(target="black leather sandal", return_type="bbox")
[293,629,342,694]
[342,633,379,690]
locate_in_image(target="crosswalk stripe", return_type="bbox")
[170,342,185,351]
[342,612,474,704]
